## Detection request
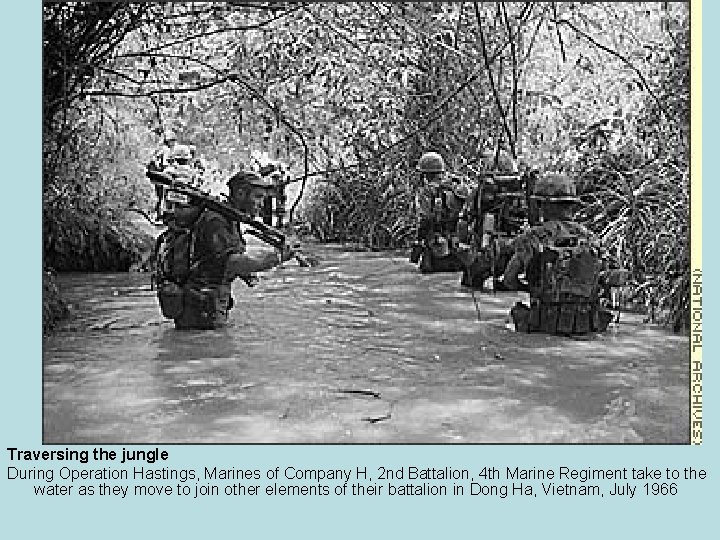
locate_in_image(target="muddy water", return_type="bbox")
[43,245,689,444]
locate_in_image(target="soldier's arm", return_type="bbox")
[225,250,282,278]
[224,237,301,277]
[498,232,536,290]
[213,220,295,278]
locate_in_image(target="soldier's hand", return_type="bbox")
[279,242,298,263]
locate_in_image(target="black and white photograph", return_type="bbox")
[42,1,691,444]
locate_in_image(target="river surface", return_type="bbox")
[43,244,689,444]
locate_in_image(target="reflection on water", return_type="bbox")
[43,245,689,443]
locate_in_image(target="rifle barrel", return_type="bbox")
[146,170,286,248]
[146,170,319,267]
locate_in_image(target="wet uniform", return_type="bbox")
[506,219,613,335]
[416,184,466,272]
[155,205,247,330]
[457,183,522,288]
[505,220,595,282]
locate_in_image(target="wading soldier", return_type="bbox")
[410,151,466,273]
[153,170,294,330]
[497,173,624,335]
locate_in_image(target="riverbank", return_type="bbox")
[43,271,68,334]
[43,215,157,332]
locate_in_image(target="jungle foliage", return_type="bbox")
[43,2,691,331]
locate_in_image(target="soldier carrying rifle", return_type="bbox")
[148,166,301,330]
[409,152,468,273]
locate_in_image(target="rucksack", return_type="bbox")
[519,232,609,334]
[153,225,197,319]
[529,236,601,302]
[153,210,245,321]
[154,208,234,286]
[156,227,195,285]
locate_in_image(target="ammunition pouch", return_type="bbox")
[182,286,214,319]
[409,243,423,264]
[511,297,613,335]
[209,284,233,315]
[157,281,184,319]
[510,302,532,333]
[160,283,234,330]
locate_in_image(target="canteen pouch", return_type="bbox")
[180,285,233,328]
[529,300,541,330]
[511,302,531,333]
[183,286,213,319]
[557,303,576,335]
[157,281,184,319]
[410,244,423,263]
[574,303,591,334]
[594,307,613,332]
[209,284,233,316]
[419,249,434,273]
[541,304,559,334]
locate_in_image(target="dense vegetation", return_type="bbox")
[43,2,690,331]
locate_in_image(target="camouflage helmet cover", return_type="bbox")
[417,152,446,173]
[531,173,580,203]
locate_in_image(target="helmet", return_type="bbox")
[227,170,274,191]
[163,129,177,144]
[171,145,192,163]
[417,152,446,173]
[531,174,580,203]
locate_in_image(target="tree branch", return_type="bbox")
[475,2,516,158]
[552,17,666,119]
[84,77,230,98]
[226,74,310,223]
[551,3,567,63]
[501,2,519,150]
[305,5,364,53]
[136,3,306,56]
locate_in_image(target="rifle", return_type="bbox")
[146,170,318,267]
